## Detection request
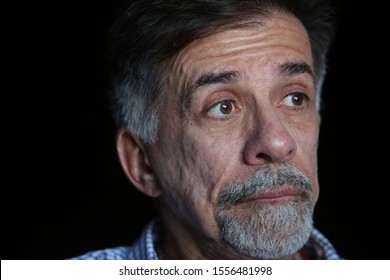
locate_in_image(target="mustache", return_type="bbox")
[216,164,312,207]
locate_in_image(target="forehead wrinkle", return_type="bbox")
[180,14,309,63]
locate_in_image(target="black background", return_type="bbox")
[2,1,389,260]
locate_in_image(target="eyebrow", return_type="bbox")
[278,61,315,81]
[181,70,240,110]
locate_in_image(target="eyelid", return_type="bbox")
[286,91,309,98]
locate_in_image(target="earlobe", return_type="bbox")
[116,127,161,198]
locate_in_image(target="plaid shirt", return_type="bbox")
[71,220,342,260]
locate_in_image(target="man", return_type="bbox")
[73,0,341,259]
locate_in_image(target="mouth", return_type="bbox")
[237,188,306,205]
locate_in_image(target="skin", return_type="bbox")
[117,11,321,259]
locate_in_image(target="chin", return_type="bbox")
[216,201,313,259]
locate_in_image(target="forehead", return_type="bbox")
[169,12,312,85]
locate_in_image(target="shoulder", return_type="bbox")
[68,220,160,260]
[68,245,133,260]
[305,227,343,260]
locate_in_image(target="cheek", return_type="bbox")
[150,126,226,217]
[289,114,320,201]
[154,122,245,231]
[298,127,320,204]
[177,132,237,200]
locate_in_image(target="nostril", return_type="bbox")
[256,152,272,162]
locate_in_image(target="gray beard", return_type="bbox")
[215,164,314,259]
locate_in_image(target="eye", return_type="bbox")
[207,100,236,118]
[282,92,309,107]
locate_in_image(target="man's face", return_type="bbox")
[145,12,320,259]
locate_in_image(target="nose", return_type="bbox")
[243,110,297,165]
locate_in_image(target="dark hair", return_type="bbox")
[108,0,335,143]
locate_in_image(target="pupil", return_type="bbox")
[292,94,302,105]
[221,102,232,114]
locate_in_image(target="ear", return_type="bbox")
[116,127,161,198]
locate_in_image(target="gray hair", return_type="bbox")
[108,0,335,143]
